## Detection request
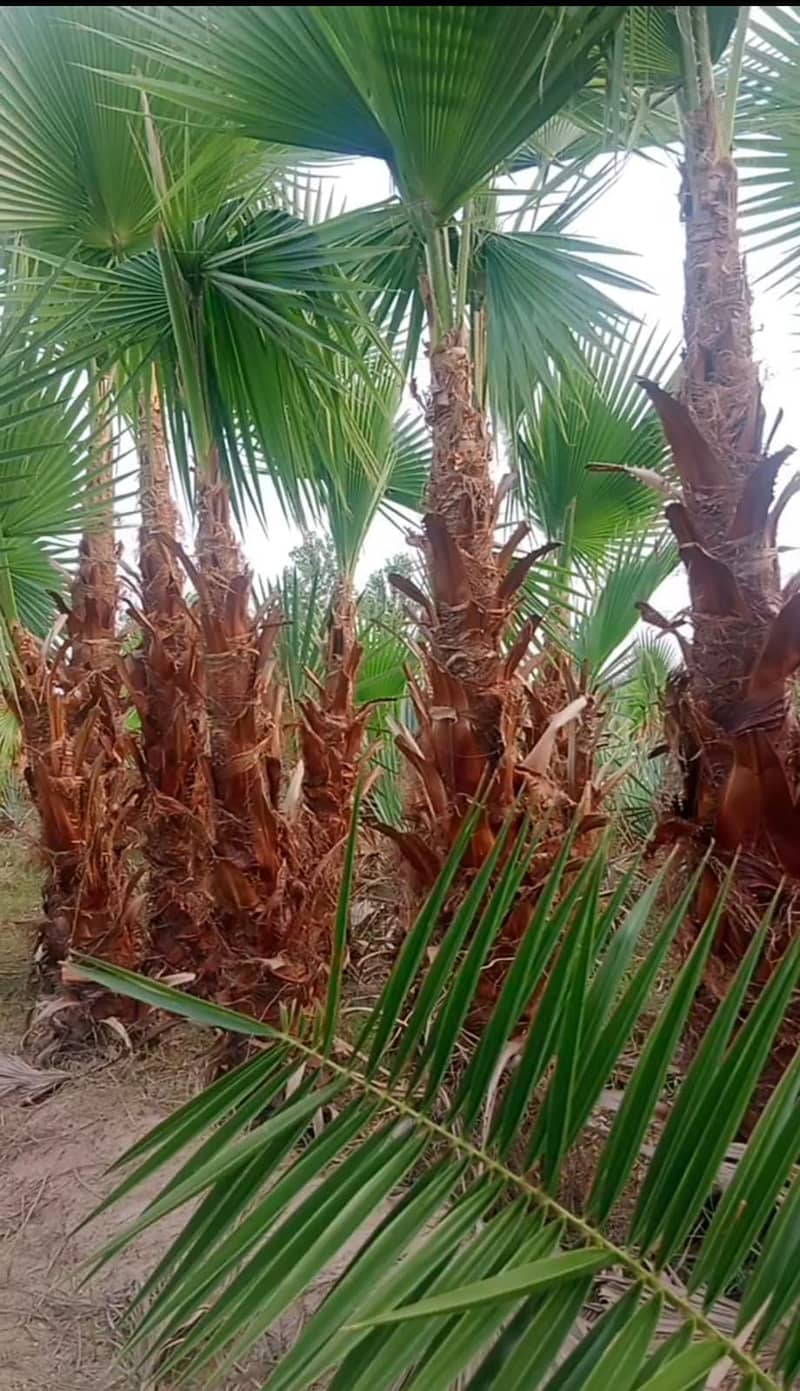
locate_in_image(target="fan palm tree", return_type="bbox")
[589,6,800,1080]
[106,4,640,884]
[0,4,257,968]
[0,6,384,990]
[73,817,800,1390]
[0,268,143,972]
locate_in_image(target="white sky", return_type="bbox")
[118,149,799,617]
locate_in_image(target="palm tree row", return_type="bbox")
[43,4,800,1017]
[2,4,800,1037]
[0,5,679,1022]
[2,4,800,1385]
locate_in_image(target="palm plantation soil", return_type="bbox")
[0,836,297,1391]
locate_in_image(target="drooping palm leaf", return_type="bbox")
[0,257,115,651]
[313,359,429,578]
[73,813,800,1389]
[52,199,388,525]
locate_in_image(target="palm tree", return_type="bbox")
[598,7,800,1076]
[0,4,246,966]
[0,7,376,991]
[0,267,143,971]
[112,5,638,883]
[74,826,800,1389]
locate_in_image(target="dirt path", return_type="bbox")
[0,837,279,1391]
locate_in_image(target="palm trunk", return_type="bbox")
[125,376,215,978]
[7,376,144,985]
[294,573,368,1000]
[192,468,291,1015]
[425,327,504,796]
[66,374,118,691]
[387,324,590,903]
[645,42,799,1087]
[9,635,142,986]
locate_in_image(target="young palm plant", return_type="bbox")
[291,361,428,942]
[73,811,800,1390]
[247,364,427,1003]
[511,322,680,817]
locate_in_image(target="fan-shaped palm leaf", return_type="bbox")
[54,200,386,524]
[0,5,263,256]
[103,7,629,221]
[517,324,678,567]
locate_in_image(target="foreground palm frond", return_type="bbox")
[74,815,800,1390]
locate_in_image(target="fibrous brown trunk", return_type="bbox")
[644,93,799,1080]
[7,377,143,986]
[385,327,601,970]
[294,575,368,996]
[125,378,215,978]
[403,326,514,869]
[66,375,119,692]
[192,475,294,1014]
[9,624,141,979]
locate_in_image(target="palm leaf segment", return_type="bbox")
[0,5,261,257]
[75,816,800,1390]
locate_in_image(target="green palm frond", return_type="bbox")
[83,7,646,402]
[517,323,678,567]
[356,619,414,828]
[74,813,800,1390]
[0,258,114,647]
[0,5,269,257]
[54,199,389,526]
[481,224,643,417]
[623,6,740,86]
[612,634,676,735]
[510,5,739,172]
[316,363,428,579]
[107,7,629,222]
[737,6,800,297]
[572,538,678,687]
[598,634,676,841]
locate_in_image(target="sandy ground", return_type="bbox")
[0,838,282,1391]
